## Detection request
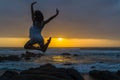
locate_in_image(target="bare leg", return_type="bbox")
[24,40,34,49]
[24,37,51,52]
[24,40,42,50]
[41,37,52,52]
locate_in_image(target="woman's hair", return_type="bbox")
[34,10,44,21]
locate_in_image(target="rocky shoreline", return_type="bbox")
[0,63,84,80]
[1,52,120,80]
[0,63,120,80]
[0,51,43,61]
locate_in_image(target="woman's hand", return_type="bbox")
[31,2,37,5]
[56,9,59,15]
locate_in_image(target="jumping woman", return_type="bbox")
[24,2,59,52]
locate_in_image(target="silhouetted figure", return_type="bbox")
[24,2,59,52]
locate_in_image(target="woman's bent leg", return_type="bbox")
[24,40,37,49]
[41,37,51,52]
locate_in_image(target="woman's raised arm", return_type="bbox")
[31,2,37,21]
[44,9,59,24]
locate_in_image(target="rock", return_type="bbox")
[40,63,56,69]
[91,66,96,69]
[116,55,120,58]
[21,63,57,73]
[17,74,67,80]
[116,70,120,76]
[0,55,20,61]
[0,64,84,80]
[89,70,120,80]
[63,63,73,65]
[0,70,19,80]
[0,56,3,62]
[61,53,79,57]
[73,54,79,56]
[65,56,71,59]
[61,53,71,56]
[6,55,21,61]
[21,51,43,60]
[20,72,74,80]
[99,61,104,63]
[67,68,84,80]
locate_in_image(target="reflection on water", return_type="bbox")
[52,56,70,62]
[34,55,97,64]
[34,55,79,64]
[34,54,120,64]
[52,56,77,63]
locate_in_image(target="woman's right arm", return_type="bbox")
[31,2,37,22]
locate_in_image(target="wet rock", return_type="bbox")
[116,70,120,76]
[27,64,84,80]
[91,66,96,69]
[21,51,43,60]
[0,56,3,62]
[20,63,84,80]
[0,64,84,80]
[67,68,84,80]
[6,55,21,61]
[0,70,19,80]
[63,63,73,65]
[98,61,104,63]
[40,63,56,69]
[61,53,71,56]
[89,70,120,80]
[17,74,68,80]
[0,55,20,61]
[21,63,58,74]
[73,54,79,56]
[116,55,120,58]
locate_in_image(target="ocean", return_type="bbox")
[0,47,120,74]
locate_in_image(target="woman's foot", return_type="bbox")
[47,37,51,43]
[41,37,52,52]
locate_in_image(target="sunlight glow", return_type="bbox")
[0,38,120,47]
[58,38,63,41]
[52,55,77,63]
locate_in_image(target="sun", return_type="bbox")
[58,38,63,41]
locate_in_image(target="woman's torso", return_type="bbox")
[29,21,44,39]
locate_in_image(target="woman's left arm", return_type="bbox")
[44,9,59,24]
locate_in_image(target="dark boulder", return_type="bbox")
[91,66,96,69]
[61,53,71,56]
[73,54,79,56]
[21,51,43,60]
[116,70,120,76]
[67,68,84,80]
[89,70,120,80]
[5,55,21,61]
[0,55,20,61]
[0,64,84,80]
[0,70,19,80]
[21,63,84,80]
[63,63,73,65]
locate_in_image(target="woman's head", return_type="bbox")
[34,10,44,21]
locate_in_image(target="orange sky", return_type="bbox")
[0,38,120,47]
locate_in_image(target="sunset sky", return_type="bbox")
[0,0,120,47]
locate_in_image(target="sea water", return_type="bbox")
[0,47,120,73]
